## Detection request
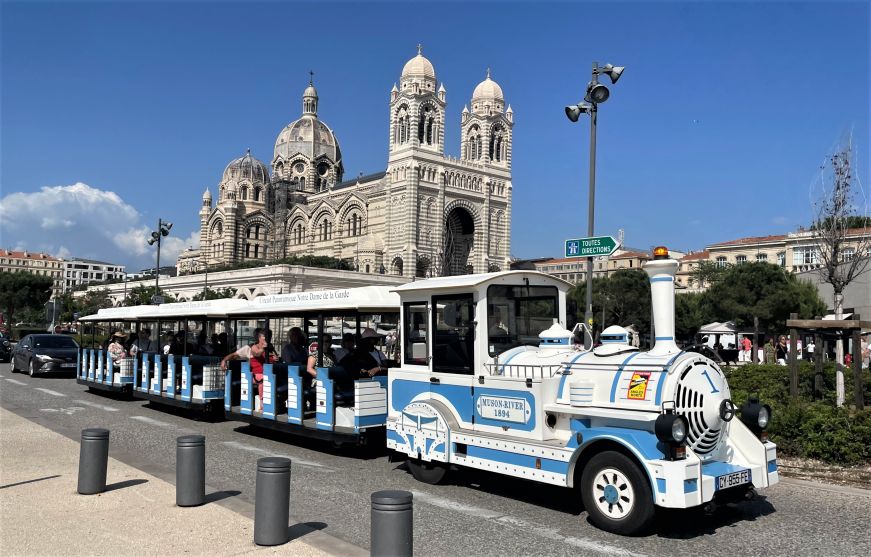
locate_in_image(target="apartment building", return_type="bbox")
[63,258,126,290]
[0,249,64,294]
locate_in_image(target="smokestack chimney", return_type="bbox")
[643,248,679,356]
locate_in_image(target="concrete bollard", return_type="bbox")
[371,490,413,557]
[254,457,291,546]
[176,435,205,507]
[77,428,110,495]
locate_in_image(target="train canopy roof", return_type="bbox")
[226,286,399,316]
[391,270,572,294]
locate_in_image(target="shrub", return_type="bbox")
[724,363,871,465]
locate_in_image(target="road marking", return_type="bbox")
[129,415,175,428]
[40,407,85,416]
[411,490,502,519]
[73,399,119,412]
[221,441,331,469]
[5,379,27,386]
[412,490,645,557]
[35,387,66,397]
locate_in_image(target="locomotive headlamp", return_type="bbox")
[653,246,669,259]
[740,397,772,435]
[655,412,688,444]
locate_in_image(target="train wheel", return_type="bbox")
[407,457,448,485]
[580,451,654,536]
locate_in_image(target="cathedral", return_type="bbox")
[177,47,514,279]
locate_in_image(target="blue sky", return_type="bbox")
[1,1,868,270]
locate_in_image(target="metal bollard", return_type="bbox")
[254,457,291,546]
[176,435,205,507]
[77,428,110,495]
[371,490,413,557]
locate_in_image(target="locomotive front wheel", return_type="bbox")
[580,451,654,536]
[407,457,448,485]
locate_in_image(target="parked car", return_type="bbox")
[11,334,79,376]
[0,332,11,362]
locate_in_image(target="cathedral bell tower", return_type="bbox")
[461,69,513,169]
[389,45,445,157]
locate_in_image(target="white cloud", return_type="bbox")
[771,216,790,226]
[0,182,198,270]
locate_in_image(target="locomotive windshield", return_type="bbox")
[487,285,558,356]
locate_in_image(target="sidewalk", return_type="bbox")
[0,408,335,556]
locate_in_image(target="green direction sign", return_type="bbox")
[564,236,619,258]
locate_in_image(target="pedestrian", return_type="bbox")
[775,335,788,366]
[740,335,752,362]
[221,328,267,412]
[762,337,777,364]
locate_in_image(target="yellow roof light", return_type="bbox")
[653,246,669,260]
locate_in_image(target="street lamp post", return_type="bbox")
[147,219,173,304]
[565,61,624,346]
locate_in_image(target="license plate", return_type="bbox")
[716,469,751,490]
[61,363,77,368]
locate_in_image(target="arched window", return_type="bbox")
[346,213,361,237]
[241,187,248,200]
[293,223,304,245]
[254,187,262,202]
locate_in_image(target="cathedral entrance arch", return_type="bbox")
[443,205,475,276]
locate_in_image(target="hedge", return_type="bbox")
[725,363,871,465]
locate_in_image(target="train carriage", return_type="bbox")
[77,305,152,394]
[222,286,400,446]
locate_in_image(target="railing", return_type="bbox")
[484,362,563,379]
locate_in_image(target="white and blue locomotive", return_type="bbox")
[387,248,777,534]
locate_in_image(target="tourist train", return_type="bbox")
[74,248,777,535]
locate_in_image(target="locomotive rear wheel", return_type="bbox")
[580,451,654,536]
[407,457,448,485]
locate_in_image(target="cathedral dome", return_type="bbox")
[222,150,270,184]
[472,70,504,105]
[401,51,436,81]
[274,115,341,164]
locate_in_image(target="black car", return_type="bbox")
[0,332,11,362]
[11,334,79,376]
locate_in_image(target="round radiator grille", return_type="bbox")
[673,362,730,456]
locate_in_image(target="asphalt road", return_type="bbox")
[1,364,869,557]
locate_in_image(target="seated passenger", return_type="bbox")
[107,331,127,364]
[281,327,307,366]
[332,332,355,362]
[339,328,388,379]
[305,334,337,379]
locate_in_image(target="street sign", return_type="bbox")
[151,295,165,305]
[565,236,619,258]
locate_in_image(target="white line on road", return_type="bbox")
[73,399,119,412]
[221,441,331,470]
[129,415,175,428]
[34,387,66,397]
[5,378,27,386]
[412,490,646,557]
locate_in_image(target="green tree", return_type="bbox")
[0,272,53,325]
[702,262,825,334]
[123,285,176,306]
[675,291,713,342]
[569,270,651,333]
[191,287,237,301]
[77,288,114,317]
[689,260,729,289]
